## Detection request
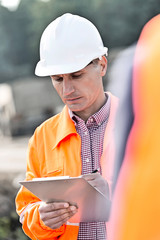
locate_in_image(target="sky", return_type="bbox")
[0,0,21,10]
[0,0,50,11]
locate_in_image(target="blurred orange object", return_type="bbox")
[109,14,160,240]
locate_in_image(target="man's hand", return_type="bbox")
[82,172,109,198]
[39,202,78,229]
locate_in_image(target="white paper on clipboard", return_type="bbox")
[20,176,110,223]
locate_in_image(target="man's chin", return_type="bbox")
[67,103,82,111]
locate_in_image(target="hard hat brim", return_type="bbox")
[35,47,108,77]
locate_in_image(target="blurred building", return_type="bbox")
[0,83,16,136]
[0,77,63,136]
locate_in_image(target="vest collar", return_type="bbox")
[52,105,78,149]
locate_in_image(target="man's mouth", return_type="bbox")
[64,97,81,102]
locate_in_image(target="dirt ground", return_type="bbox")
[0,136,31,187]
[0,136,32,221]
[0,136,30,172]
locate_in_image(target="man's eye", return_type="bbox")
[54,77,63,82]
[72,74,82,79]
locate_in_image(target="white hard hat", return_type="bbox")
[35,13,108,76]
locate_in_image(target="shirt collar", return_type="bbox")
[68,93,110,127]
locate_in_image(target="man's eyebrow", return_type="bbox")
[51,75,61,78]
[72,70,84,74]
[51,69,85,78]
[72,65,90,74]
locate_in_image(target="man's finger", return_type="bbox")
[39,202,69,213]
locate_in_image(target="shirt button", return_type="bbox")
[90,118,93,122]
[86,158,90,162]
[84,131,88,135]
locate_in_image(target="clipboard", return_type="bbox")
[20,176,110,222]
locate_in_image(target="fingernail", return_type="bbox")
[64,203,69,208]
[73,209,78,214]
[70,206,76,211]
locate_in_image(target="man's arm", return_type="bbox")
[82,172,111,220]
[15,132,78,240]
[82,172,110,198]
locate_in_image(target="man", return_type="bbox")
[16,13,118,240]
[109,14,160,240]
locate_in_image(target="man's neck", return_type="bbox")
[73,93,107,122]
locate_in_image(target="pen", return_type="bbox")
[92,168,100,173]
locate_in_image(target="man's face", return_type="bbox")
[51,56,107,119]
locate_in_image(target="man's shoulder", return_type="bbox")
[36,111,61,133]
[28,112,62,146]
[33,105,70,136]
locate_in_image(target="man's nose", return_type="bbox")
[63,76,74,96]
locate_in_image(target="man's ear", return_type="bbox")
[100,56,107,76]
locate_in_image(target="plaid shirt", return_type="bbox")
[69,93,110,240]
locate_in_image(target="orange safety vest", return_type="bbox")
[16,92,118,240]
[109,14,160,240]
